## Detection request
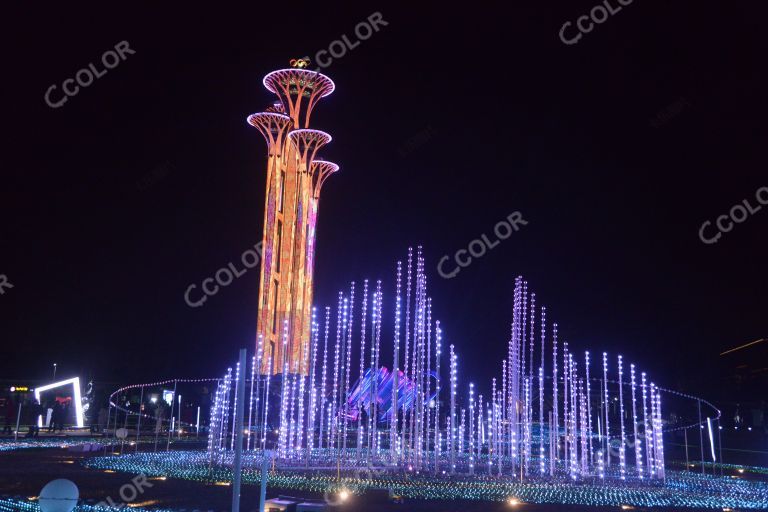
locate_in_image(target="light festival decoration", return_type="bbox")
[584,351,593,466]
[433,320,442,471]
[552,323,559,466]
[88,63,766,510]
[230,360,240,451]
[261,355,272,449]
[82,451,768,510]
[538,367,544,475]
[0,437,111,452]
[341,285,354,456]
[318,307,330,450]
[630,363,643,479]
[602,352,610,468]
[707,417,716,463]
[246,352,257,451]
[183,247,716,491]
[359,280,369,460]
[390,271,400,463]
[641,371,653,476]
[617,354,626,480]
[97,241,761,507]
[468,382,475,474]
[449,343,457,474]
[306,313,318,457]
[34,377,85,428]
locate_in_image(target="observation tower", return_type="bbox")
[248,60,338,375]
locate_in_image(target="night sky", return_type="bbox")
[2,3,766,404]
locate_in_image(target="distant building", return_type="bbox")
[718,338,767,427]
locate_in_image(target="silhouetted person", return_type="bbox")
[2,396,14,435]
[155,403,165,434]
[97,406,108,433]
[26,399,43,437]
[762,401,768,435]
[52,401,65,433]
[61,401,71,432]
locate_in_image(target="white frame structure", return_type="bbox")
[34,377,84,428]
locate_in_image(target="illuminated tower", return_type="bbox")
[248,60,339,375]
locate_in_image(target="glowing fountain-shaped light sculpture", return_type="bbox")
[203,247,675,490]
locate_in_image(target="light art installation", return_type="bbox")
[84,451,768,510]
[92,62,768,509]
[199,248,704,483]
[34,377,85,428]
[0,438,108,452]
[92,247,754,509]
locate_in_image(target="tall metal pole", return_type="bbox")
[697,399,704,475]
[178,394,184,438]
[103,402,112,455]
[258,450,272,512]
[449,344,456,474]
[135,386,144,451]
[14,403,22,442]
[153,407,160,452]
[717,417,723,476]
[232,349,247,512]
[111,399,119,449]
[247,355,256,450]
[166,380,177,451]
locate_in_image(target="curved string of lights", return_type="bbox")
[108,378,219,428]
[597,378,722,432]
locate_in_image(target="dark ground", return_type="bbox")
[0,445,762,512]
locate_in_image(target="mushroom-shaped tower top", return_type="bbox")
[247,112,292,153]
[263,63,335,129]
[310,160,340,198]
[289,128,332,167]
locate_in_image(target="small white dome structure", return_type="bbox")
[39,479,79,512]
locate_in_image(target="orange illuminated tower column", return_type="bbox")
[248,61,339,375]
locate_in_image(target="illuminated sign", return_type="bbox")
[34,377,84,428]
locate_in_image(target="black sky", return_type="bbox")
[2,2,766,404]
